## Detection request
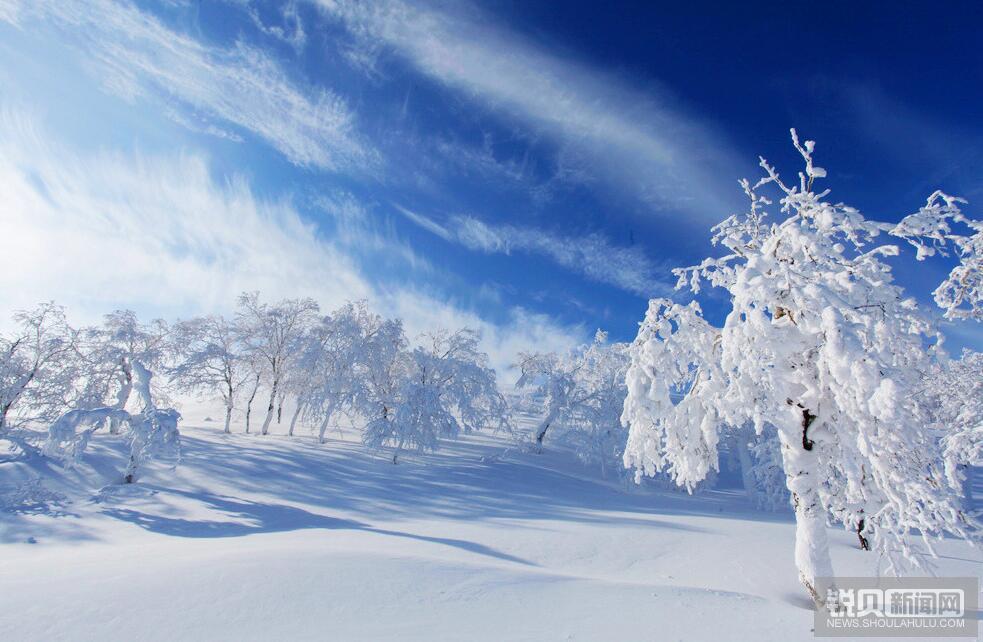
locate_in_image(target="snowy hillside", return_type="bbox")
[2,420,979,642]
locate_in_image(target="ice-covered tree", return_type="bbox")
[364,328,511,463]
[622,131,979,604]
[236,293,318,436]
[85,310,169,435]
[170,315,251,434]
[517,331,630,473]
[44,361,180,483]
[0,303,79,437]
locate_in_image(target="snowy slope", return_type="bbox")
[1,420,980,642]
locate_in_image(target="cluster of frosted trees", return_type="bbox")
[0,294,523,471]
[176,294,515,464]
[621,130,982,604]
[0,305,178,482]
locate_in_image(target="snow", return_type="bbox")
[2,414,979,641]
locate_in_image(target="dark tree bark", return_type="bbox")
[857,518,870,551]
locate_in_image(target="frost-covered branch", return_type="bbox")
[890,192,982,320]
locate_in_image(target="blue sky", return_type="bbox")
[1,0,980,371]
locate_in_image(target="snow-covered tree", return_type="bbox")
[236,293,318,436]
[0,303,79,436]
[515,352,573,449]
[517,331,630,473]
[85,310,169,435]
[622,131,979,605]
[351,315,410,439]
[293,302,399,442]
[121,362,181,482]
[364,328,511,463]
[44,361,180,483]
[170,315,251,434]
[927,350,983,501]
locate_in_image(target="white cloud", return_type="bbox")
[1,0,370,171]
[394,207,667,298]
[0,107,581,377]
[315,0,745,219]
[391,204,453,242]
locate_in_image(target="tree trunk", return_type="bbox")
[222,382,234,434]
[123,454,138,484]
[317,401,336,444]
[535,411,557,451]
[109,365,133,435]
[961,464,975,513]
[0,369,36,433]
[393,435,404,465]
[288,403,303,437]
[260,379,278,435]
[856,517,870,551]
[277,390,285,424]
[0,402,12,433]
[734,428,757,506]
[245,374,260,434]
[779,403,834,606]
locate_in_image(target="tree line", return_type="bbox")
[0,293,639,474]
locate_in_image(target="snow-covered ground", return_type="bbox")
[1,417,980,641]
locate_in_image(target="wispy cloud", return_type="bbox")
[229,0,308,53]
[313,194,433,275]
[0,106,581,376]
[1,0,370,171]
[392,204,454,242]
[0,106,373,320]
[394,206,667,297]
[315,0,745,219]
